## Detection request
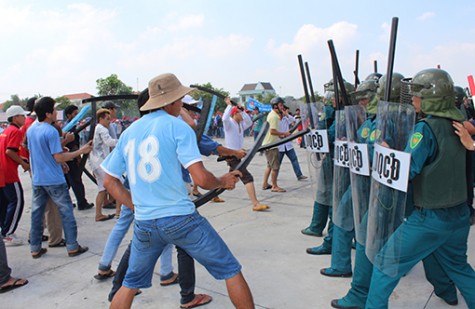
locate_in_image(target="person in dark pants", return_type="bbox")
[63,105,94,211]
[107,87,243,308]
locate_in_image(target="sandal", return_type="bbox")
[271,187,286,192]
[253,204,270,211]
[94,269,116,280]
[96,214,115,222]
[192,192,202,198]
[49,239,66,248]
[31,248,47,259]
[68,245,89,257]
[262,184,272,190]
[160,272,179,286]
[0,278,28,294]
[180,294,213,308]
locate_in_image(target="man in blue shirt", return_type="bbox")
[27,97,92,258]
[102,73,254,309]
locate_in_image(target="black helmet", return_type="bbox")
[270,96,285,105]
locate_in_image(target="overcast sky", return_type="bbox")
[1,0,474,103]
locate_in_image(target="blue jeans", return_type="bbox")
[99,205,173,276]
[278,148,303,178]
[99,205,134,271]
[30,183,79,252]
[124,211,241,289]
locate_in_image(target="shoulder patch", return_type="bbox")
[369,129,381,141]
[361,127,370,139]
[410,132,423,149]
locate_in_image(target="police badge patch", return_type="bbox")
[361,127,370,139]
[410,132,423,149]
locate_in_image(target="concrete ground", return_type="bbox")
[3,136,474,309]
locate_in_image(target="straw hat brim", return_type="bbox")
[140,85,194,111]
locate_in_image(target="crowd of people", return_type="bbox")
[0,68,474,309]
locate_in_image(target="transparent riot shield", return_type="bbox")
[366,101,415,277]
[345,105,371,244]
[332,110,353,230]
[301,102,332,206]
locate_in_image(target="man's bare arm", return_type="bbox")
[53,140,92,163]
[103,173,134,210]
[188,161,241,190]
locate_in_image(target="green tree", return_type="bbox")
[96,74,137,118]
[2,94,31,111]
[55,96,72,110]
[96,74,133,96]
[190,82,229,113]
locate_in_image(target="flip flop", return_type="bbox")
[31,248,47,259]
[94,269,116,280]
[262,184,272,190]
[180,294,213,309]
[271,187,286,192]
[68,245,89,257]
[103,202,116,209]
[0,278,28,294]
[96,214,115,222]
[160,272,179,286]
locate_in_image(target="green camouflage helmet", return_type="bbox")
[376,72,405,102]
[409,68,464,121]
[454,86,466,107]
[364,72,382,82]
[352,79,378,101]
[323,79,354,94]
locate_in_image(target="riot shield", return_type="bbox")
[365,101,415,277]
[301,102,333,206]
[332,110,353,230]
[345,105,371,244]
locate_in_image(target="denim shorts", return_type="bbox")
[123,211,241,289]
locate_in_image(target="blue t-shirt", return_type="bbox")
[27,122,65,186]
[101,110,202,220]
[181,134,221,183]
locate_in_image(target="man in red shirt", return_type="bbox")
[0,105,30,246]
[18,97,36,161]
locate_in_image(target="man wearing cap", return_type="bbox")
[262,98,290,192]
[102,73,254,309]
[0,105,30,246]
[223,97,270,211]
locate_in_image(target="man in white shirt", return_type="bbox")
[90,108,118,222]
[278,105,307,180]
[223,98,269,211]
